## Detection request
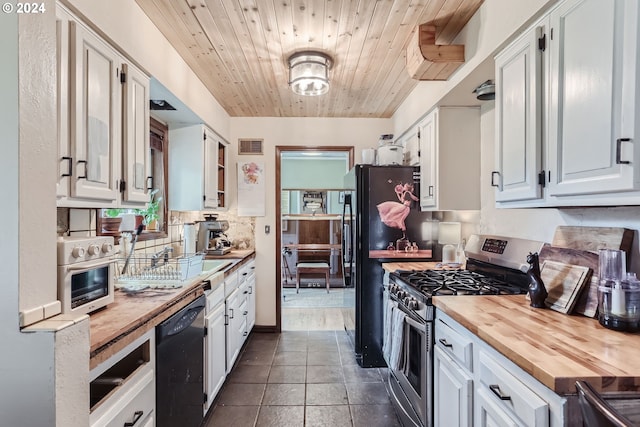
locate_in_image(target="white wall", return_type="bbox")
[64,0,230,139]
[229,117,393,326]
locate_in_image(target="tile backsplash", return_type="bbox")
[58,207,256,257]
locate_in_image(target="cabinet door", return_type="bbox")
[216,140,228,208]
[434,346,472,427]
[225,289,241,373]
[205,304,226,413]
[56,4,72,199]
[494,22,545,203]
[70,21,121,202]
[246,271,256,332]
[402,127,420,166]
[121,63,150,204]
[547,0,639,196]
[203,128,219,209]
[419,111,437,209]
[476,388,520,427]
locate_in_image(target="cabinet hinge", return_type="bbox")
[119,180,126,193]
[538,170,546,187]
[203,132,207,141]
[204,326,208,336]
[120,71,126,84]
[204,393,208,404]
[538,33,546,51]
[203,194,206,202]
[550,28,554,40]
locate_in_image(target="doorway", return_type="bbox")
[275,146,354,331]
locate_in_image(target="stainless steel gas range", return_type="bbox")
[383,234,545,427]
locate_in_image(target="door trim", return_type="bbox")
[275,146,354,332]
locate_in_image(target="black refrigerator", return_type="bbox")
[342,165,434,368]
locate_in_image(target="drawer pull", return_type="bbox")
[438,338,453,348]
[124,410,144,427]
[229,309,234,319]
[489,384,511,401]
[243,310,248,315]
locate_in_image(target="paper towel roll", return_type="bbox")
[183,223,197,254]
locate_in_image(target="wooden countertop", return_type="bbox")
[204,249,255,260]
[89,251,254,370]
[381,261,460,272]
[433,295,640,394]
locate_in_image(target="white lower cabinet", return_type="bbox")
[434,346,473,427]
[204,284,226,414]
[89,330,155,427]
[476,351,549,427]
[435,312,566,427]
[225,287,242,373]
[246,267,256,332]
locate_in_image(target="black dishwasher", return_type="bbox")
[156,295,206,427]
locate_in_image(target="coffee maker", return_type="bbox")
[196,215,231,255]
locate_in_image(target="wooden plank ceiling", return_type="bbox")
[136,0,484,118]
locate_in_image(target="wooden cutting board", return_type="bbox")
[539,245,599,317]
[552,226,633,264]
[539,260,591,314]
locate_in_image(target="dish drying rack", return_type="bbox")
[115,253,204,289]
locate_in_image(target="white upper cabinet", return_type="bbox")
[121,63,151,204]
[400,126,420,166]
[418,107,481,211]
[56,4,150,208]
[547,0,639,197]
[494,20,545,203]
[69,20,121,203]
[495,0,640,207]
[169,125,229,211]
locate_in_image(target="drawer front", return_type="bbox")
[92,367,154,427]
[478,351,549,427]
[206,284,224,312]
[435,319,473,371]
[238,260,254,284]
[224,271,238,298]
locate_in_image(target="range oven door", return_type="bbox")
[388,301,432,427]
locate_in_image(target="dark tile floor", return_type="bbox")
[203,331,401,427]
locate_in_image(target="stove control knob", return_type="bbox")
[87,244,100,256]
[403,296,411,305]
[101,242,113,254]
[397,290,406,299]
[408,299,419,310]
[71,246,86,258]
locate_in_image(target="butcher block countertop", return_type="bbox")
[382,261,456,272]
[381,261,640,395]
[434,295,640,395]
[89,251,255,370]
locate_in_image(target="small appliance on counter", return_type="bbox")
[196,214,232,255]
[376,134,403,165]
[597,249,640,332]
[57,236,115,315]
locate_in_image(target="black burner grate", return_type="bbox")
[393,269,526,297]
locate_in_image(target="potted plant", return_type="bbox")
[140,189,162,231]
[102,208,123,233]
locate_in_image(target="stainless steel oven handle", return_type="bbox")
[403,315,426,331]
[66,259,117,271]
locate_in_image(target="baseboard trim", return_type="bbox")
[252,325,279,333]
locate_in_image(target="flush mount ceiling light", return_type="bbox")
[288,51,332,96]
